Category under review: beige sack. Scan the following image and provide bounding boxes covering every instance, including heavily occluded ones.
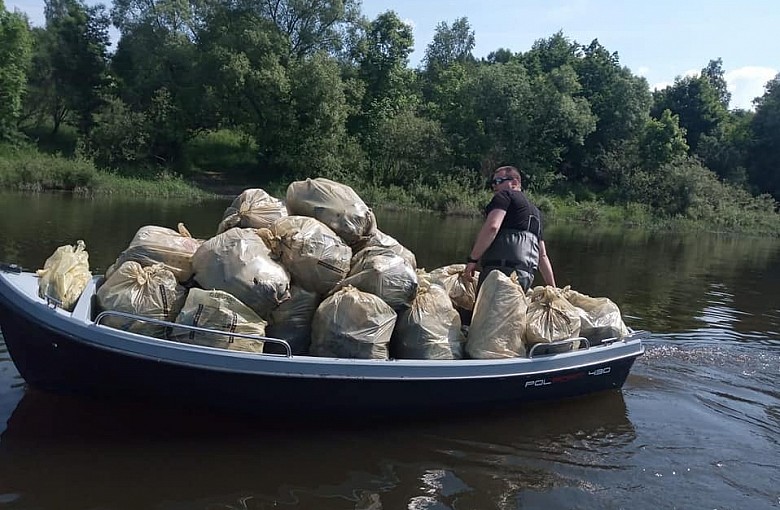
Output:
[428,263,478,311]
[191,228,290,318]
[106,223,202,283]
[561,286,629,342]
[285,178,376,246]
[266,215,352,295]
[339,246,418,310]
[172,288,266,353]
[352,229,417,269]
[96,261,186,338]
[36,240,91,311]
[393,281,465,359]
[266,284,321,354]
[216,188,288,234]
[310,286,396,359]
[467,270,528,358]
[525,286,582,349]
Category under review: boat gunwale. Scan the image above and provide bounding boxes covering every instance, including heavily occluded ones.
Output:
[0,270,645,381]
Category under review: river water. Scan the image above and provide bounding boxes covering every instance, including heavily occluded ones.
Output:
[0,191,778,510]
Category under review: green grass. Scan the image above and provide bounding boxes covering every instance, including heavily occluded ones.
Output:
[0,144,212,199]
[183,129,259,177]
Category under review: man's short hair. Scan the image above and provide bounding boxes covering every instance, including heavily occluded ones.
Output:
[494,165,522,184]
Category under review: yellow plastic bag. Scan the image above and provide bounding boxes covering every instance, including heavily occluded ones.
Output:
[525,286,582,349]
[561,286,629,342]
[37,240,91,311]
[467,271,528,358]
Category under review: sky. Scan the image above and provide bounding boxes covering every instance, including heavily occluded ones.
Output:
[8,0,778,110]
[360,0,778,110]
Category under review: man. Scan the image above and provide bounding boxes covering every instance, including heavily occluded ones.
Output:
[464,166,556,292]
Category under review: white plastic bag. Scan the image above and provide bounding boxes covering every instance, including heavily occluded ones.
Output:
[428,263,478,311]
[561,286,629,342]
[96,261,187,338]
[266,284,320,354]
[393,281,465,359]
[339,247,418,310]
[216,188,287,234]
[172,288,266,352]
[106,223,202,283]
[310,286,396,359]
[286,178,376,246]
[191,228,290,318]
[265,215,351,295]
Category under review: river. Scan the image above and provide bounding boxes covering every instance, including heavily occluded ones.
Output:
[0,191,778,510]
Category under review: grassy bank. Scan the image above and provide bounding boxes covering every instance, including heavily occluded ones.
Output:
[0,145,213,200]
[2,144,780,236]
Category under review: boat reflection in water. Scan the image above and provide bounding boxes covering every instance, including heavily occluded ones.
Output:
[0,388,635,509]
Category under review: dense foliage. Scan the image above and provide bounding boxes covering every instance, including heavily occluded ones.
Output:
[1,0,779,229]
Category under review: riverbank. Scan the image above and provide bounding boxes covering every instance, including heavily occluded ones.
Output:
[2,146,779,236]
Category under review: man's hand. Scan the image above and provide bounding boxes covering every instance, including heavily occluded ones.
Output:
[464,262,478,281]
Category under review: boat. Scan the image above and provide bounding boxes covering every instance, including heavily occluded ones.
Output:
[0,263,645,416]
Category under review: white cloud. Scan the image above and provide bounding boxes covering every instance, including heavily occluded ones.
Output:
[651,81,672,91]
[402,17,416,30]
[636,66,650,77]
[725,66,777,110]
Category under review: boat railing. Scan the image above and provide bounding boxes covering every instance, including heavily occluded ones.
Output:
[93,310,292,357]
[525,328,645,357]
[528,337,590,358]
[44,295,64,309]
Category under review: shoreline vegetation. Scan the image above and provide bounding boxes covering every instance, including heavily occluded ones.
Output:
[3,3,780,238]
[2,137,779,237]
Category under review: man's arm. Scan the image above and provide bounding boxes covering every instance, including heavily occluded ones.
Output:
[538,240,556,287]
[465,209,505,279]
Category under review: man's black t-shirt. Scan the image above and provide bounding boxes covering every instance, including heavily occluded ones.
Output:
[485,189,543,240]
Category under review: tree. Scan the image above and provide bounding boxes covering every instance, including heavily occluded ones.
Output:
[651,73,727,153]
[0,0,32,141]
[701,58,731,109]
[639,109,689,169]
[696,109,752,185]
[451,61,595,188]
[485,47,512,64]
[748,74,780,199]
[197,5,292,171]
[422,17,475,71]
[420,17,474,124]
[350,11,416,130]
[112,0,214,166]
[276,53,356,180]
[518,31,580,76]
[26,0,110,135]
[565,39,652,186]
[246,0,361,57]
[111,0,205,39]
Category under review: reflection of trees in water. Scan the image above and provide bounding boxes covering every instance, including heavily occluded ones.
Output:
[548,225,780,334]
[0,191,228,272]
[0,390,635,509]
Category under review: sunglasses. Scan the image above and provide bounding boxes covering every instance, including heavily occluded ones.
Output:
[490,176,513,186]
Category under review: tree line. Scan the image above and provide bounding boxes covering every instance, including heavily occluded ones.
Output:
[1,0,779,221]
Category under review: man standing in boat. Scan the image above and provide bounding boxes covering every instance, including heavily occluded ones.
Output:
[464,166,556,292]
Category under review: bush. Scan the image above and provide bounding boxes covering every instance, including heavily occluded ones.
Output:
[184,129,259,177]
[0,148,98,190]
[85,97,150,172]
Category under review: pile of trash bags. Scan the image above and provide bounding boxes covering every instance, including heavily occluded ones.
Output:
[40,177,629,359]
